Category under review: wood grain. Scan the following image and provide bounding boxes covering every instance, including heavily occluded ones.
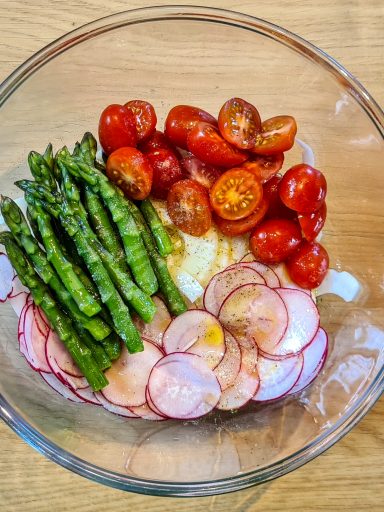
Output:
[0,1,383,511]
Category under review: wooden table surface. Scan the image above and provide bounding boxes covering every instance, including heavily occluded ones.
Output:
[0,1,383,510]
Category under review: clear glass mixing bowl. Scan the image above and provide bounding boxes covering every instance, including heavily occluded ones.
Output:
[0,5,383,497]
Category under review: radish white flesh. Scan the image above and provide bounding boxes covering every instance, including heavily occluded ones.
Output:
[145,387,167,418]
[133,296,171,347]
[227,261,280,288]
[214,331,241,391]
[260,288,320,357]
[271,264,311,295]
[0,252,14,302]
[252,353,303,401]
[10,291,31,317]
[239,253,254,263]
[46,328,82,377]
[148,352,221,419]
[8,275,29,299]
[101,339,164,407]
[130,402,166,421]
[163,310,225,369]
[219,283,288,348]
[289,328,328,394]
[73,386,101,405]
[95,392,139,417]
[40,372,85,403]
[18,302,31,362]
[22,303,50,372]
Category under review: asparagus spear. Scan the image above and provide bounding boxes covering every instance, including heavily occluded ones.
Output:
[43,143,54,172]
[28,150,57,191]
[99,331,121,361]
[139,199,173,257]
[75,324,111,371]
[0,232,108,391]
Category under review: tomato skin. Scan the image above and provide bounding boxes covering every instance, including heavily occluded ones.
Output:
[249,218,302,264]
[241,153,284,183]
[139,130,180,156]
[214,198,269,236]
[251,115,297,155]
[180,155,222,189]
[279,164,327,213]
[263,175,297,220]
[106,147,152,200]
[167,179,212,236]
[165,105,217,150]
[98,104,137,156]
[286,241,329,289]
[218,97,261,150]
[187,122,248,168]
[210,168,263,221]
[298,202,327,241]
[125,100,157,142]
[146,149,184,199]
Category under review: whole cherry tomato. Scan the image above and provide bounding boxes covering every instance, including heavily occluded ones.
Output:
[98,104,137,155]
[286,241,329,289]
[279,164,327,213]
[180,155,222,189]
[213,198,269,236]
[125,100,157,142]
[146,148,184,199]
[241,153,284,183]
[250,218,302,264]
[298,202,327,241]
[263,175,297,220]
[251,115,297,155]
[139,130,180,156]
[218,97,261,150]
[187,122,248,168]
[167,179,212,236]
[106,147,152,200]
[164,105,217,150]
[210,168,263,221]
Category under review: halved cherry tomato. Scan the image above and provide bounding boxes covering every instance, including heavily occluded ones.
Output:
[210,168,263,221]
[167,179,212,236]
[263,175,297,220]
[241,153,284,183]
[146,148,184,199]
[251,115,297,155]
[187,122,248,169]
[218,97,261,150]
[180,155,222,189]
[298,202,327,241]
[106,147,152,200]
[98,104,137,156]
[125,100,157,142]
[165,105,217,150]
[139,130,180,156]
[214,198,269,236]
[286,241,329,289]
[279,164,327,213]
[250,218,302,264]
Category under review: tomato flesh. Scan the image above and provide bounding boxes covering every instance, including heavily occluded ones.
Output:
[262,175,297,220]
[106,147,152,200]
[298,202,327,241]
[286,241,329,289]
[279,164,327,213]
[139,130,180,156]
[98,104,137,156]
[146,148,184,200]
[125,100,157,142]
[251,115,297,155]
[241,153,284,183]
[167,179,212,236]
[218,97,261,150]
[180,155,221,189]
[165,105,217,150]
[214,198,269,236]
[250,218,302,264]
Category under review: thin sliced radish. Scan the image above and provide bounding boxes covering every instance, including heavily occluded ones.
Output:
[46,328,82,378]
[163,310,225,369]
[10,291,31,317]
[289,328,328,394]
[216,341,259,410]
[22,303,50,372]
[203,267,265,316]
[0,252,14,302]
[239,252,254,263]
[18,302,31,362]
[102,339,164,407]
[130,402,166,421]
[252,353,303,401]
[40,372,85,403]
[219,283,288,349]
[94,392,139,417]
[133,296,171,347]
[148,353,221,419]
[260,288,320,357]
[214,331,241,391]
[145,387,167,418]
[271,264,311,295]
[8,275,29,298]
[35,305,49,330]
[73,386,101,405]
[227,261,280,288]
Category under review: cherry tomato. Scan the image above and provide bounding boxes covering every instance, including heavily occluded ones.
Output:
[218,97,261,150]
[106,147,152,200]
[167,179,212,236]
[98,104,137,156]
[249,218,302,264]
[214,198,269,236]
[139,130,180,156]
[263,175,297,220]
[164,105,217,150]
[210,168,263,221]
[187,122,248,169]
[279,164,327,213]
[125,100,157,142]
[286,241,329,289]
[241,153,284,183]
[251,115,297,155]
[298,202,327,241]
[180,155,222,189]
[146,148,184,199]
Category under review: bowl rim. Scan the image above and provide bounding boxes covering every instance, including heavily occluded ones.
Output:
[0,4,383,497]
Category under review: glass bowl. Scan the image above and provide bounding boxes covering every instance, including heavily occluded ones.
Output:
[0,5,383,497]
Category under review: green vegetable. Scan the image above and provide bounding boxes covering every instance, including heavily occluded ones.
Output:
[139,199,173,257]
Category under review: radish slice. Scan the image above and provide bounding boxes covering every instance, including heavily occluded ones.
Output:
[94,392,139,417]
[133,296,171,347]
[40,372,85,403]
[102,339,164,407]
[73,386,101,405]
[22,303,50,372]
[271,264,311,295]
[219,283,288,348]
[145,387,167,418]
[214,331,241,391]
[130,402,166,421]
[239,252,254,263]
[0,252,14,302]
[10,291,31,317]
[216,341,259,410]
[227,261,280,288]
[148,353,221,419]
[203,267,265,316]
[289,328,328,394]
[252,353,303,401]
[8,275,29,299]
[18,302,31,361]
[163,310,225,369]
[260,288,320,357]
